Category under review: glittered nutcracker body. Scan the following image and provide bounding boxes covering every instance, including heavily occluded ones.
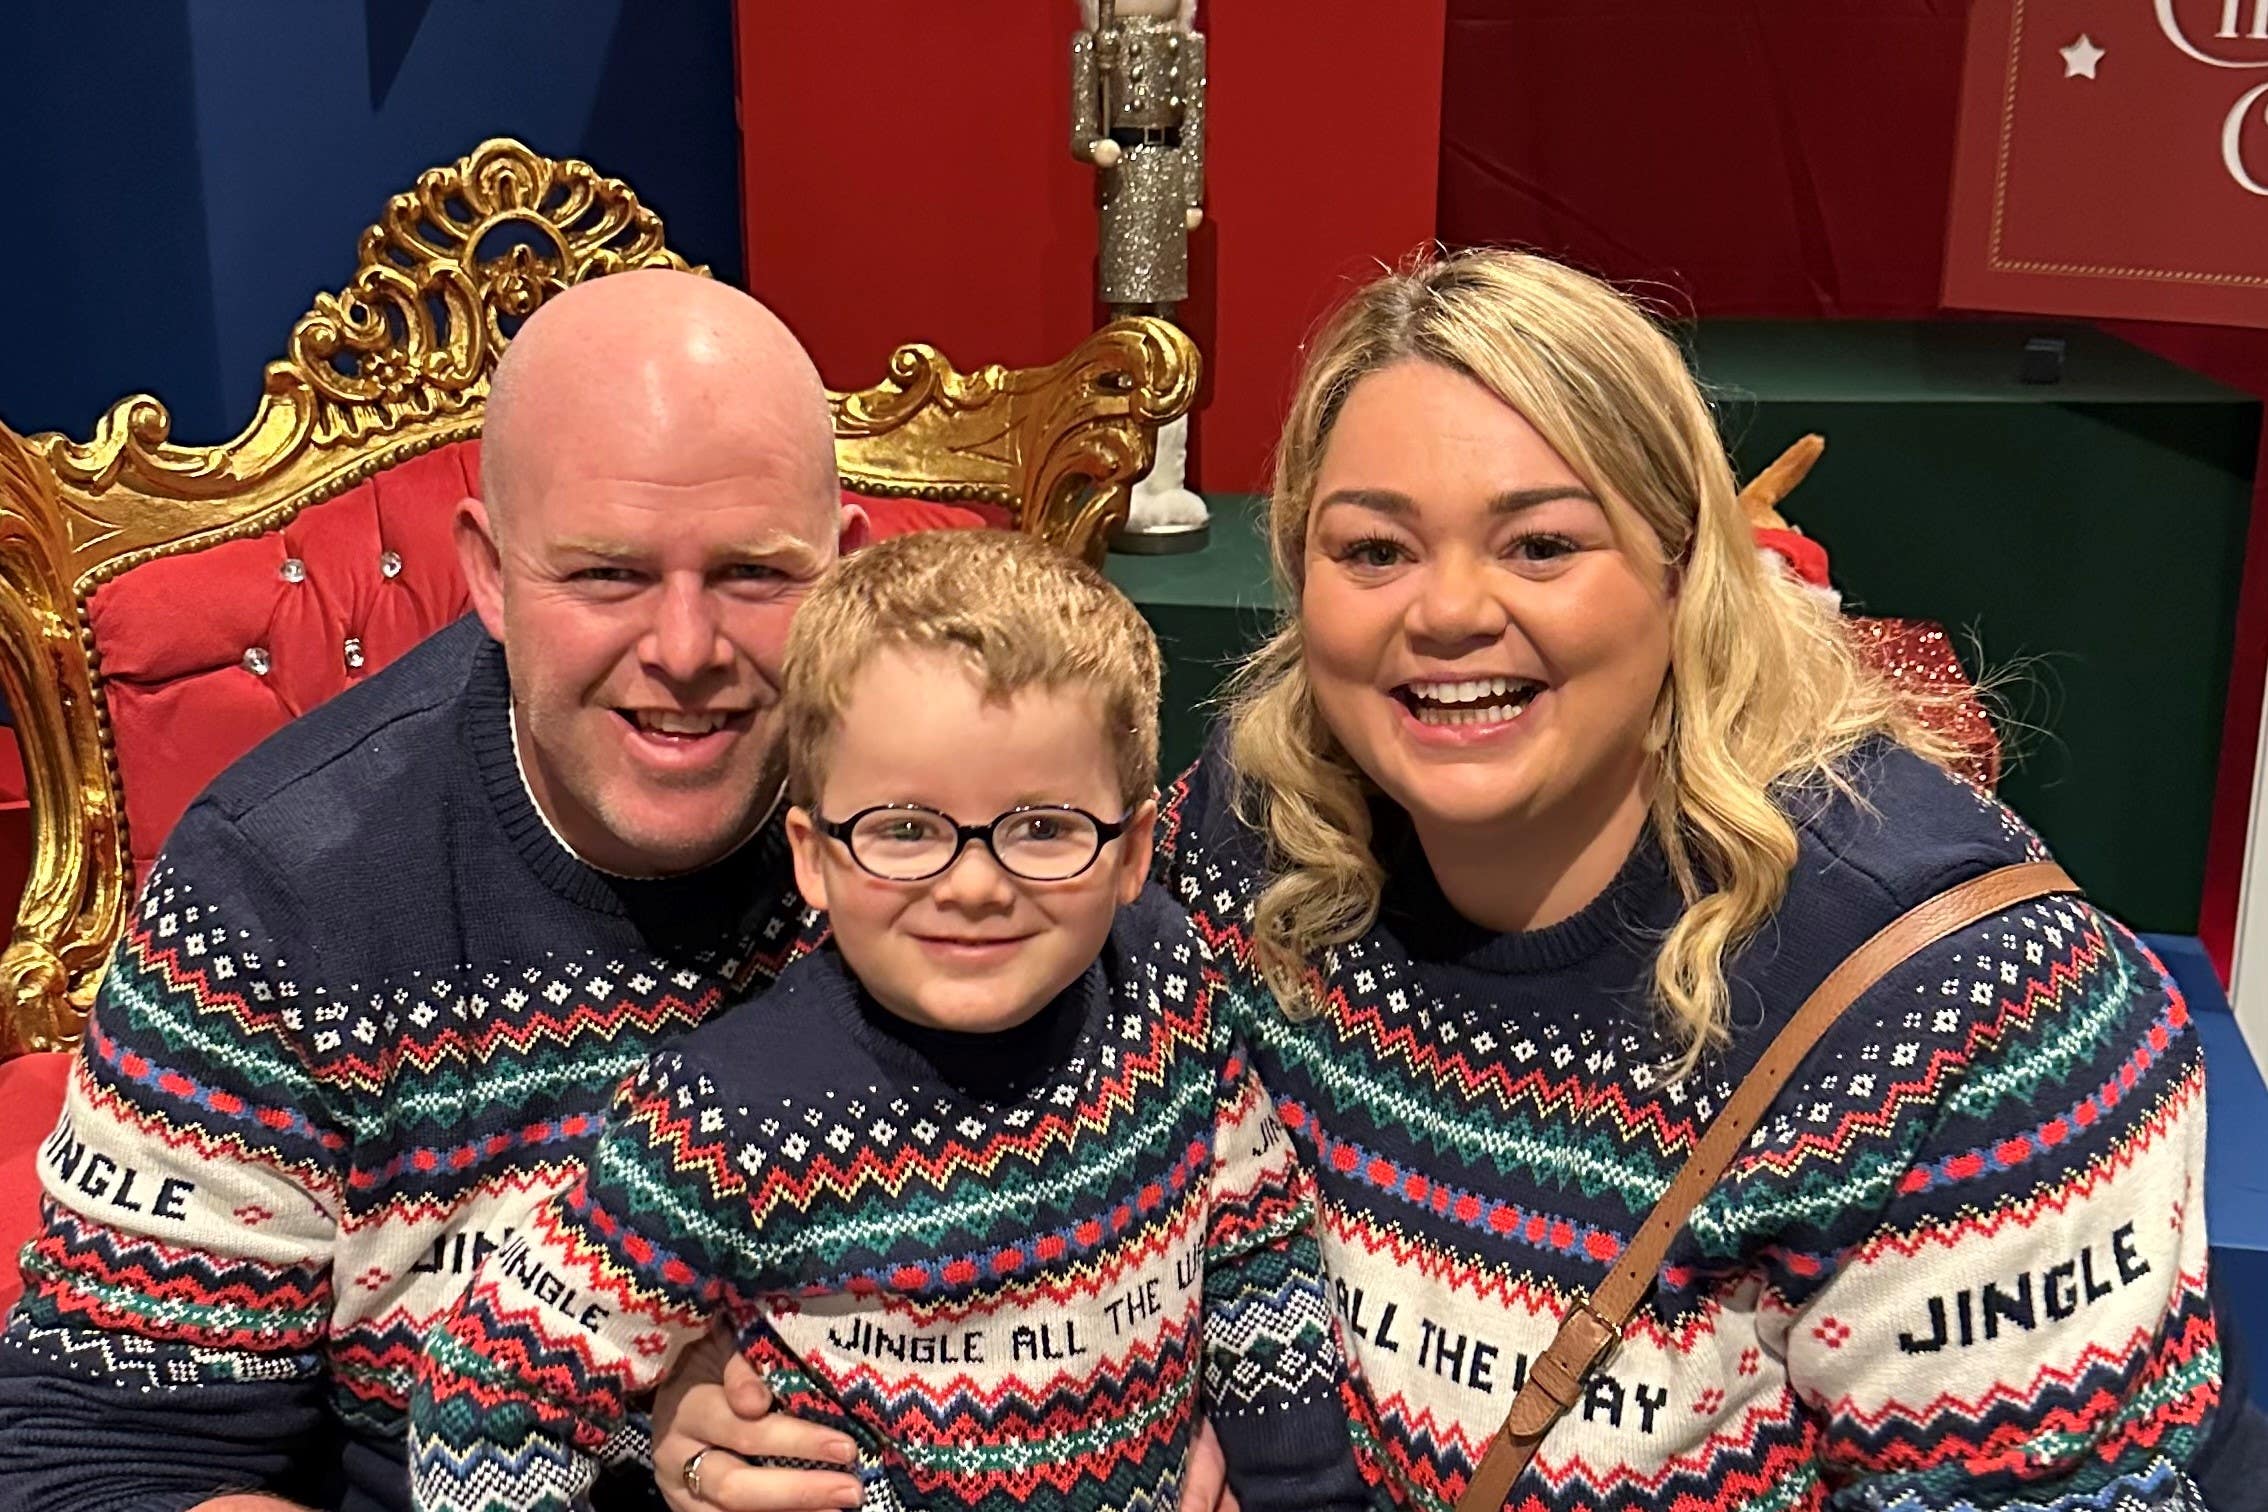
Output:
[1072,5,1206,313]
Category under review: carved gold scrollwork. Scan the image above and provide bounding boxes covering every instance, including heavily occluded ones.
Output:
[293,142,691,448]
[1029,319,1202,561]
[831,316,1201,561]
[0,427,127,1056]
[289,262,487,446]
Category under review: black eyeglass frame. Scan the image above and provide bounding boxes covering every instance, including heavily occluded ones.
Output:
[816,802,1133,883]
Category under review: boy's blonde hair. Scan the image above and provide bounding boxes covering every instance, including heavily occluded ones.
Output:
[782,529,1162,811]
[1228,248,1962,1067]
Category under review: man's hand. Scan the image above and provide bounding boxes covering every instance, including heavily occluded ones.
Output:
[653,1325,863,1510]
[1179,1418,1243,1512]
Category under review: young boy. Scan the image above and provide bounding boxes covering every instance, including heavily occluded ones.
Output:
[409,530,1366,1511]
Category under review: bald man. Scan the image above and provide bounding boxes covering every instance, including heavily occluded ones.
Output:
[0,272,870,1512]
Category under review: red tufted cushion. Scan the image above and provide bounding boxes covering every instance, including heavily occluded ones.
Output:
[90,442,480,887]
[852,492,1004,537]
[82,448,998,880]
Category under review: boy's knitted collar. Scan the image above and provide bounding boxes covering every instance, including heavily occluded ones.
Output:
[803,942,1115,1109]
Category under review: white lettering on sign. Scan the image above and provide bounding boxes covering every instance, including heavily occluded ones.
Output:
[2225,0,2268,40]
[2155,0,2268,64]
[2225,82,2268,193]
[2153,0,2268,191]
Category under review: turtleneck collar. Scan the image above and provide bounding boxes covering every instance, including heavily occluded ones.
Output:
[835,954,1112,1106]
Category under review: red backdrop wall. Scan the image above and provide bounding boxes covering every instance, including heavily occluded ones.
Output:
[1198,0,1447,493]
[734,4,1093,383]
[1438,0,1973,318]
[1435,0,2267,979]
[734,1,1445,494]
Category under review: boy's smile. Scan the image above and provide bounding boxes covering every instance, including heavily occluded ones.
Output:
[785,645,1156,1037]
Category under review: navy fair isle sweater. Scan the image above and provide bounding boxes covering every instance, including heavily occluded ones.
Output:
[1158,732,2221,1511]
[0,617,818,1512]
[409,888,1370,1512]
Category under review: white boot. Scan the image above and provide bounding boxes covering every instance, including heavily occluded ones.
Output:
[1121,415,1209,537]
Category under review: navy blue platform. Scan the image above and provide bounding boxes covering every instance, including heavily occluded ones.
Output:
[2143,934,2268,1411]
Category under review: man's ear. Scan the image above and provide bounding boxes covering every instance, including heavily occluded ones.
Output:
[785,805,830,913]
[837,498,871,556]
[455,497,507,641]
[1115,795,1159,906]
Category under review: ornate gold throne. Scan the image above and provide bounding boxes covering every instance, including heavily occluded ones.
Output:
[0,137,1200,1059]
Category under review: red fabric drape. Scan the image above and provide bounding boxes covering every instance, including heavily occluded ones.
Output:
[1440,0,1972,318]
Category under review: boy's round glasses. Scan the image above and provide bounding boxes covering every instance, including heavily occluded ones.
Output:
[817,803,1131,883]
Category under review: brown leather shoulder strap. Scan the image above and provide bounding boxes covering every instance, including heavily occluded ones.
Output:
[1456,860,2078,1512]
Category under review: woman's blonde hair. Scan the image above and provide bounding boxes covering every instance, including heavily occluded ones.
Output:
[782,529,1161,812]
[1228,248,1959,1065]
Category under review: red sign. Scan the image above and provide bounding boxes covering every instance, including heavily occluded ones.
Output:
[1947,0,2268,326]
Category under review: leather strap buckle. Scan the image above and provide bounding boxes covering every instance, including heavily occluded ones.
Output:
[1504,1301,1621,1437]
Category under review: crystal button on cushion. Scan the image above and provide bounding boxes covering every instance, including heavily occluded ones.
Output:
[242,647,271,676]
[279,557,306,584]
[380,550,403,579]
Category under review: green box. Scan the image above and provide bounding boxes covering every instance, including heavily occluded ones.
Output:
[1108,322,2256,933]
[1105,508,1279,788]
[1702,323,2255,934]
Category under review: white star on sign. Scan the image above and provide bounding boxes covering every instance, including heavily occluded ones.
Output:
[2061,34,2105,78]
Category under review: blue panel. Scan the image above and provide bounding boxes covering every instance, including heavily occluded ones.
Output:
[2140,935,2268,1254]
[2,0,743,447]
[0,1,230,441]
[2200,1012,2268,1253]
[186,0,624,426]
[580,4,747,279]
[2215,1246,2268,1411]
[365,0,439,108]
[2143,933,2231,1017]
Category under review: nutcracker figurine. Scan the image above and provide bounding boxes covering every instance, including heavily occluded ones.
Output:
[1073,0,1210,553]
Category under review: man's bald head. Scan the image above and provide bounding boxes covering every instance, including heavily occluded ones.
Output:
[481,269,836,533]
[455,267,864,878]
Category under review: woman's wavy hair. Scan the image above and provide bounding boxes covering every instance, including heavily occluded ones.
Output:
[1226,248,1960,1066]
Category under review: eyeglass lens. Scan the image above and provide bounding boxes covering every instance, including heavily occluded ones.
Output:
[848,807,1102,881]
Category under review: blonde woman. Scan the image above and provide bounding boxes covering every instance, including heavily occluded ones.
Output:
[1156,250,2249,1510]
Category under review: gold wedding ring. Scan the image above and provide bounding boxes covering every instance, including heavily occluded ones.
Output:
[681,1447,713,1501]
